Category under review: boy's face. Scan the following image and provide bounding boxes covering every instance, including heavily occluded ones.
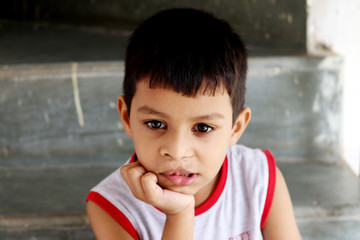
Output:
[118,78,250,206]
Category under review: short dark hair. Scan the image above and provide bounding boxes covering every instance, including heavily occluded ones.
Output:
[123,8,247,123]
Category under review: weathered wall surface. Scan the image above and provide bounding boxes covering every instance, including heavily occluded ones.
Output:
[0,56,342,168]
[307,0,360,175]
[244,56,342,161]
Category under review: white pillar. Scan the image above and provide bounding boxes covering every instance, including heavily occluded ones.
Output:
[307,0,360,176]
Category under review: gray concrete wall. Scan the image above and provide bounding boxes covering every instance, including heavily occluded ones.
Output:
[0,0,307,52]
[0,56,342,168]
[0,1,343,168]
[244,56,342,161]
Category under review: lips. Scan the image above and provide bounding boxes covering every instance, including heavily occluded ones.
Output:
[160,168,198,186]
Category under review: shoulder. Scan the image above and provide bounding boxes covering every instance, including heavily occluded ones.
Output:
[88,155,136,205]
[227,145,277,228]
[227,144,276,181]
[87,165,132,206]
[86,165,140,240]
[228,146,301,239]
[86,157,142,240]
[227,144,274,163]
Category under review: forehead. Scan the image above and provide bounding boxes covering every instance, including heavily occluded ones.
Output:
[132,79,232,117]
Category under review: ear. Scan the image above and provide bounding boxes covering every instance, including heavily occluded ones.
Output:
[117,96,133,138]
[229,107,251,146]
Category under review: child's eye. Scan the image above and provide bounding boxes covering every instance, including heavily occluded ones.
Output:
[193,123,214,133]
[145,120,166,129]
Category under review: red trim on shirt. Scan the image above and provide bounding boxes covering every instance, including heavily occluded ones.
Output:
[129,153,136,163]
[195,156,228,216]
[86,191,139,240]
[260,150,277,229]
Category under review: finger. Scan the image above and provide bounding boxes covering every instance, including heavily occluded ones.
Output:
[140,172,163,205]
[121,162,145,180]
[141,172,159,192]
[121,162,148,200]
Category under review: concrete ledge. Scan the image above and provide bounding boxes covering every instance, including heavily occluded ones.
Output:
[0,226,95,240]
[0,214,88,231]
[0,61,124,81]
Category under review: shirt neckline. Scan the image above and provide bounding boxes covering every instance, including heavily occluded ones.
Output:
[194,156,228,216]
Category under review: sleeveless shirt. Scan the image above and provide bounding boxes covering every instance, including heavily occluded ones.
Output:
[87,144,276,240]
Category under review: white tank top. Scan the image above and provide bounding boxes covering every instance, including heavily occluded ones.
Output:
[87,144,276,240]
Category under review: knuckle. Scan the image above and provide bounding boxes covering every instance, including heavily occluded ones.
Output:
[141,172,156,185]
[120,166,127,175]
[127,167,138,175]
[122,164,143,177]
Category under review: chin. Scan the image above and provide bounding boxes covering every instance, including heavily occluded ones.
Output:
[159,182,197,196]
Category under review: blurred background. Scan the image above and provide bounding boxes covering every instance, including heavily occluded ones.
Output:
[0,0,359,239]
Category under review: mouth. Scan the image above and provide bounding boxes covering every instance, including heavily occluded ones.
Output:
[160,168,198,186]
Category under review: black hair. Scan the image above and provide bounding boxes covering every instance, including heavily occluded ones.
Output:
[123,8,247,123]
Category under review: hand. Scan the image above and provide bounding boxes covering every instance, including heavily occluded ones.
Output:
[121,161,195,215]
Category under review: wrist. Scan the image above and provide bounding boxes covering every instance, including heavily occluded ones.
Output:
[162,199,195,240]
[165,196,195,217]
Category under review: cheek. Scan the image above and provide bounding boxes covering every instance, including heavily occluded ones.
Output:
[198,143,228,169]
[207,130,233,149]
[132,136,158,168]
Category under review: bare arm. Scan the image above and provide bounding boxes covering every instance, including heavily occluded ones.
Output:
[262,167,302,240]
[87,200,134,240]
[161,203,194,240]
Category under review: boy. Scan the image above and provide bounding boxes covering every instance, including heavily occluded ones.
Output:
[86,8,301,240]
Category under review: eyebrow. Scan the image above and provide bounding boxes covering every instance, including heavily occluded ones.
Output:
[137,105,225,121]
[137,106,169,118]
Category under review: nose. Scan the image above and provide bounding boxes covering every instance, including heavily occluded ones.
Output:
[160,128,193,161]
